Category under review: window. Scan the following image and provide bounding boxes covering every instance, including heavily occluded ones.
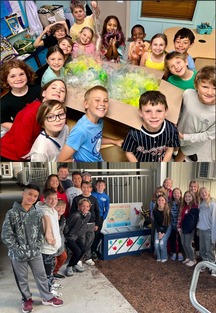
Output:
[141,0,197,21]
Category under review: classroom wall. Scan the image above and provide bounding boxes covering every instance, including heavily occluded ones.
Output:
[129,1,215,41]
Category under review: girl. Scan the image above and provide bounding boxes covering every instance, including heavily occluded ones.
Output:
[140,33,167,71]
[197,187,216,277]
[72,27,95,58]
[34,21,69,48]
[169,188,184,261]
[41,46,65,87]
[27,100,69,162]
[0,59,41,133]
[101,15,125,63]
[58,37,73,65]
[163,177,173,201]
[189,180,200,257]
[0,79,67,161]
[177,190,199,267]
[153,195,171,262]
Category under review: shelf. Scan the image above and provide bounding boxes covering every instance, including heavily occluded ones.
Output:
[7,29,27,39]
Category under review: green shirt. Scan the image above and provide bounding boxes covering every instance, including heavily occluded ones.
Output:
[168,71,197,90]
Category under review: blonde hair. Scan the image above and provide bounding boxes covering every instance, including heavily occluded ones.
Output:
[194,66,216,89]
[199,187,212,206]
[78,198,91,207]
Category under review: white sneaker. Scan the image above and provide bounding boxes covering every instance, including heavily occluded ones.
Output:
[182,258,190,264]
[211,271,216,277]
[51,283,63,290]
[186,260,196,267]
[161,259,167,263]
[77,260,83,267]
[51,289,62,298]
[85,259,95,266]
[65,266,74,276]
[73,264,85,272]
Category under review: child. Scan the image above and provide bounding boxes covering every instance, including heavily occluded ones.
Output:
[58,37,73,65]
[71,181,101,266]
[0,59,41,132]
[70,1,100,42]
[189,180,200,257]
[64,198,92,276]
[165,51,196,90]
[1,78,67,161]
[41,46,65,86]
[128,24,149,65]
[54,200,68,279]
[177,190,199,267]
[163,177,173,201]
[36,188,62,297]
[81,171,97,192]
[1,184,63,312]
[175,66,216,162]
[57,164,73,191]
[58,85,123,162]
[197,187,216,276]
[169,188,184,261]
[26,100,69,162]
[122,90,180,162]
[140,33,167,71]
[34,21,69,48]
[153,194,171,262]
[101,15,125,62]
[72,26,96,58]
[91,179,110,259]
[173,27,195,71]
[66,171,82,207]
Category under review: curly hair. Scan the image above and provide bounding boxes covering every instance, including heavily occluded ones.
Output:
[101,15,122,37]
[0,59,37,90]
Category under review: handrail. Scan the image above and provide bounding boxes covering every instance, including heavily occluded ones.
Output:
[189,261,216,313]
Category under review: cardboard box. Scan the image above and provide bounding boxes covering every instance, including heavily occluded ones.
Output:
[65,63,183,130]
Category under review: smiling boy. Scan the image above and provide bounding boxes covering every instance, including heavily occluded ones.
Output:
[58,85,122,162]
[122,90,180,162]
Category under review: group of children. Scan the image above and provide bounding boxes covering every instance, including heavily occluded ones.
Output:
[150,178,216,275]
[1,166,110,312]
[0,1,215,162]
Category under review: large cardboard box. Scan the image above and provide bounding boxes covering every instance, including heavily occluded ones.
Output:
[64,63,183,129]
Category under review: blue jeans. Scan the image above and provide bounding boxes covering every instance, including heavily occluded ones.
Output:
[154,226,171,260]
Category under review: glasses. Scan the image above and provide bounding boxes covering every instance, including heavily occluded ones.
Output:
[45,113,66,122]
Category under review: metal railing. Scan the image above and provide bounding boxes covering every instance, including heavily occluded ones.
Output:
[189,261,216,313]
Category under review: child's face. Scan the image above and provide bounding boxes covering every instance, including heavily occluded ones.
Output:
[84,90,109,123]
[139,102,167,132]
[157,196,166,209]
[54,28,66,40]
[73,7,85,22]
[132,27,145,41]
[72,174,82,188]
[199,188,208,201]
[184,192,193,205]
[174,36,192,54]
[49,176,59,190]
[81,183,91,196]
[96,182,106,193]
[59,39,72,55]
[197,80,215,106]
[7,67,27,90]
[163,179,172,190]
[45,194,58,208]
[43,104,66,137]
[189,183,198,194]
[58,168,69,180]
[151,37,166,55]
[22,189,39,207]
[42,80,66,103]
[55,204,66,216]
[79,201,91,215]
[79,29,93,45]
[46,52,65,74]
[173,189,181,201]
[167,57,188,77]
[106,18,118,32]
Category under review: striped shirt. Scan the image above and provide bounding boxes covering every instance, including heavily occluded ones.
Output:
[122,120,179,162]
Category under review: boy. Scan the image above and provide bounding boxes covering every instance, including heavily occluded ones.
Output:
[173,27,196,71]
[53,200,68,279]
[66,171,83,207]
[175,66,215,162]
[36,189,62,297]
[122,90,180,162]
[128,24,150,65]
[57,163,73,190]
[71,181,100,266]
[165,51,197,90]
[1,184,63,313]
[81,171,97,192]
[70,1,100,42]
[91,179,110,260]
[58,85,123,162]
[64,198,92,276]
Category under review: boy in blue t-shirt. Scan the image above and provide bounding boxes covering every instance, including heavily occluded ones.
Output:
[58,85,123,162]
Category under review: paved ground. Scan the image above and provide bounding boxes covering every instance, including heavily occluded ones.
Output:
[0,180,137,313]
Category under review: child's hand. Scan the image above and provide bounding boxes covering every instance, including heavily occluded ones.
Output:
[91,1,97,9]
[45,234,56,246]
[178,132,184,139]
[115,138,124,147]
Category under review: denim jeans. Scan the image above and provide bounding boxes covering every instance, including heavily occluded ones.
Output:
[199,229,215,263]
[154,226,171,260]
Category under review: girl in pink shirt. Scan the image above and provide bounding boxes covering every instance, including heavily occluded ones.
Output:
[72,27,95,58]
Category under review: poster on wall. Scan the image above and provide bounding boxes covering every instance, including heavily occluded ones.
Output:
[104,203,143,228]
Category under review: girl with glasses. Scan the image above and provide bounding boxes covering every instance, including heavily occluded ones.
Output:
[26,99,69,161]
